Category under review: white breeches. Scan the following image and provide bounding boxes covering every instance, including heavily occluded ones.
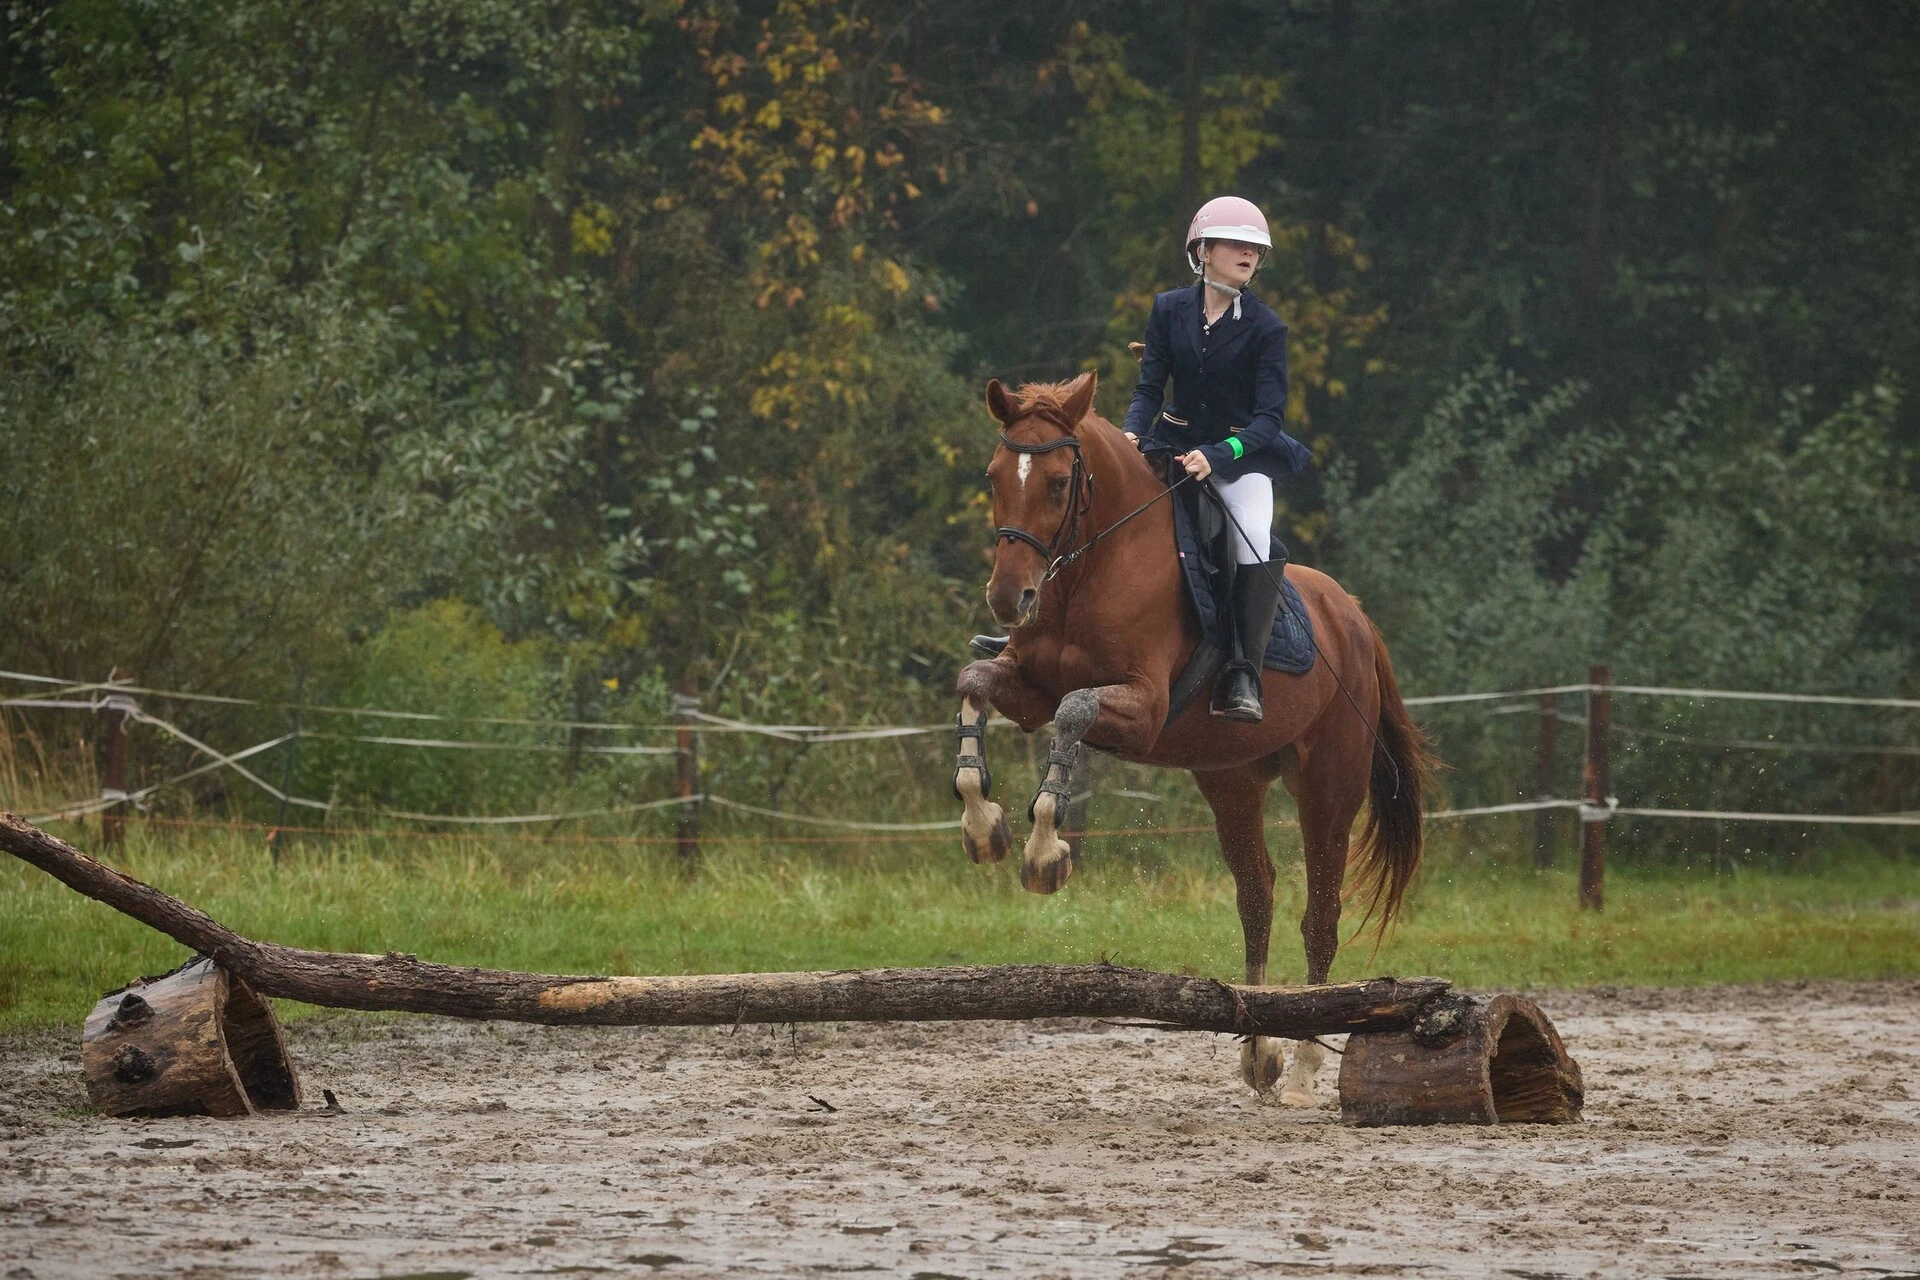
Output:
[1214,472,1273,565]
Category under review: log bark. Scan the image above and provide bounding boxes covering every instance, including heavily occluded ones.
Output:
[81,956,301,1118]
[3,813,1449,1036]
[1337,992,1584,1126]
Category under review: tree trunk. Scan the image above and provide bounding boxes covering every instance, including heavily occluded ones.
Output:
[82,956,301,1118]
[1339,992,1584,1125]
[2,813,1447,1037]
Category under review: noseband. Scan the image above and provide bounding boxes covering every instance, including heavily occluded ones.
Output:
[994,431,1092,581]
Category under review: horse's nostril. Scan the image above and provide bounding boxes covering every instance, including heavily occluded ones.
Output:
[1018,588,1037,615]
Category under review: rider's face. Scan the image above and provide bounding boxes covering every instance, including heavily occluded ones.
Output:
[1203,239,1261,287]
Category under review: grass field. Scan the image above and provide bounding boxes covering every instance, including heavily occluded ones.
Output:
[4,818,1916,1031]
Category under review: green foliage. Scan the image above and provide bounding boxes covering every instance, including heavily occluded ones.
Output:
[1328,363,1920,847]
[0,282,425,693]
[2,0,1918,843]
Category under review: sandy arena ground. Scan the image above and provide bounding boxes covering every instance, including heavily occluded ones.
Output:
[2,980,1916,1279]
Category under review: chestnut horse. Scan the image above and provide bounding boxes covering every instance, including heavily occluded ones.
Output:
[952,371,1437,1103]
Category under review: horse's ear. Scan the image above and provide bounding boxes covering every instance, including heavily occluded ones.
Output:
[984,378,1018,426]
[1059,370,1097,430]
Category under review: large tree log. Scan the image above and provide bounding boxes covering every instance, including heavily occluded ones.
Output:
[1,813,1448,1036]
[1339,992,1584,1125]
[82,957,301,1118]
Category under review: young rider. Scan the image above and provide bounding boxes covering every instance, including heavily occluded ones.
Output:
[1123,196,1312,724]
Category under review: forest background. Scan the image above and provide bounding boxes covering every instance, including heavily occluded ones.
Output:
[2,0,1917,849]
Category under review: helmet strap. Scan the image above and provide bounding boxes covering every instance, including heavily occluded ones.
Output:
[1202,275,1243,320]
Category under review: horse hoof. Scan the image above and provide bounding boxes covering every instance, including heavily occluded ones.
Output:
[961,801,1010,864]
[1019,843,1072,894]
[1280,1087,1316,1108]
[1240,1039,1284,1094]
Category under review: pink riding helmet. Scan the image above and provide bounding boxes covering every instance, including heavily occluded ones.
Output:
[1184,196,1273,274]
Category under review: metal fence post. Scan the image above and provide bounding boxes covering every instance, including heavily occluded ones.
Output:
[1534,691,1558,868]
[674,693,702,865]
[100,670,133,849]
[269,663,307,864]
[1579,664,1612,910]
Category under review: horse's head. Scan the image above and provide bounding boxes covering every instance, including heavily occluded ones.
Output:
[981,371,1098,629]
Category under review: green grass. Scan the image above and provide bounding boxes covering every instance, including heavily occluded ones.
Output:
[3,823,1916,1030]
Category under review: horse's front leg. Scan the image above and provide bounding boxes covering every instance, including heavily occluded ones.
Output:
[953,658,1053,866]
[1021,680,1165,894]
[953,694,1010,865]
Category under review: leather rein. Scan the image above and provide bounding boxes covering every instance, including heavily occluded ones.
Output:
[995,429,1188,583]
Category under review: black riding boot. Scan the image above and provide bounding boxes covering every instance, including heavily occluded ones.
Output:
[1219,563,1284,723]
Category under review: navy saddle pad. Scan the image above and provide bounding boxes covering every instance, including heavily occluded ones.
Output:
[1167,467,1316,676]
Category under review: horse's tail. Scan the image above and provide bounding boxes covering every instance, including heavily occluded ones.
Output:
[1349,616,1440,943]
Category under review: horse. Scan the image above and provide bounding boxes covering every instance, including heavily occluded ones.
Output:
[952,370,1438,1104]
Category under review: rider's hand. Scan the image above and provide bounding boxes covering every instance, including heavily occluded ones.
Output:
[1178,450,1213,480]
[1124,432,1139,445]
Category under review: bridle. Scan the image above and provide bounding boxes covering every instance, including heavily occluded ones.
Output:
[993,430,1093,582]
[993,427,1190,583]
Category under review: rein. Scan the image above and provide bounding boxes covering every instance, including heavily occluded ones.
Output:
[995,430,1189,582]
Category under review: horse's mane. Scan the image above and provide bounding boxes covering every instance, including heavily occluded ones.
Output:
[1013,379,1091,427]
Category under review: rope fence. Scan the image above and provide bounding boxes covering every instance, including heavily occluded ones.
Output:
[4,669,1917,871]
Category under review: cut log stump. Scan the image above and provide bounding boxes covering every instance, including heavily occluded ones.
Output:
[81,957,301,1118]
[1338,992,1583,1126]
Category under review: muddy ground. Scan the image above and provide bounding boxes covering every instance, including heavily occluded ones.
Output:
[2,980,1917,1279]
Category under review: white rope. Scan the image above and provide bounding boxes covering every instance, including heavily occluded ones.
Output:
[24,734,295,824]
[1606,683,1920,711]
[299,732,677,756]
[704,795,962,831]
[120,703,329,811]
[1402,684,1592,708]
[1424,798,1578,820]
[345,794,700,825]
[1606,805,1920,827]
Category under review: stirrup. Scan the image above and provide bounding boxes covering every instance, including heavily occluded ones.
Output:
[1214,660,1264,724]
[968,634,1009,660]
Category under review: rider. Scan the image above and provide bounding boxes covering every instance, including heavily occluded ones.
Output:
[1124,195,1313,724]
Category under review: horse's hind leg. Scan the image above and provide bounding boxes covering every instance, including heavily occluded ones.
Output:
[1276,740,1368,1107]
[1194,761,1287,1095]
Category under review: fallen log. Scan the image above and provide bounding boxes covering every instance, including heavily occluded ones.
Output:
[83,957,300,1118]
[1339,992,1585,1125]
[1,813,1446,1037]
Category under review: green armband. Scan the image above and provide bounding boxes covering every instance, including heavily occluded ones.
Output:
[1226,436,1246,460]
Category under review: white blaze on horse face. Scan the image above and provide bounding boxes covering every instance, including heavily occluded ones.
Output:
[1016,453,1033,486]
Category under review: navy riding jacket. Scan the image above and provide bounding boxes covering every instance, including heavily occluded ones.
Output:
[1122,282,1312,483]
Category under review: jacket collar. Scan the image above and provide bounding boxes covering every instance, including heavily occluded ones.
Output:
[1186,281,1260,359]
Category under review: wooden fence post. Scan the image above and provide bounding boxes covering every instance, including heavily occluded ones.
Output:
[1534,691,1558,868]
[1579,664,1611,910]
[100,670,132,849]
[673,692,702,865]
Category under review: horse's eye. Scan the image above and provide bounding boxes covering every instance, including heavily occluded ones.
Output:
[1048,476,1069,496]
